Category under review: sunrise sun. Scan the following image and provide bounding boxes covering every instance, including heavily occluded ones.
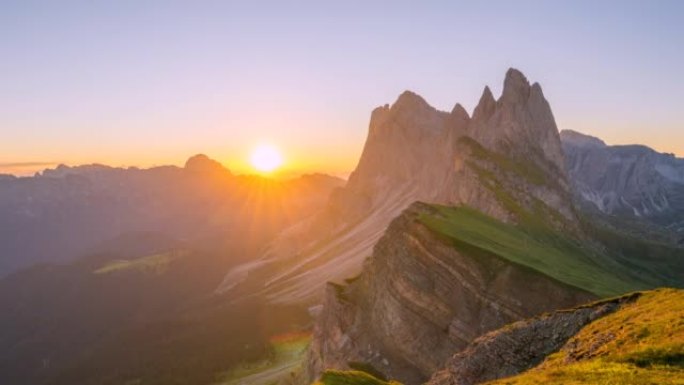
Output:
[250,144,283,173]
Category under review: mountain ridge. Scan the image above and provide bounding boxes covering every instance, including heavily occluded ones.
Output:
[0,155,343,277]
[217,68,577,304]
[301,70,684,384]
[561,129,684,244]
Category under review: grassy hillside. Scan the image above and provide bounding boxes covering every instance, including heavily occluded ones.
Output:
[93,250,188,275]
[579,213,684,288]
[418,204,648,297]
[489,288,684,384]
[310,204,684,385]
[314,370,400,385]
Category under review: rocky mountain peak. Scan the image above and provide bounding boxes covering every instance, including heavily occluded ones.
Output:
[560,129,607,148]
[501,67,531,105]
[472,86,496,121]
[449,103,471,131]
[184,154,231,176]
[450,103,470,121]
[221,69,579,306]
[392,90,431,112]
[347,90,453,189]
[562,130,684,233]
[468,69,567,181]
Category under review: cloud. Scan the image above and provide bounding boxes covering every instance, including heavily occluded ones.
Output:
[0,161,61,176]
[0,161,59,168]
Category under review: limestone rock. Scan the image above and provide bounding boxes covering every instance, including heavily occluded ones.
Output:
[305,203,595,384]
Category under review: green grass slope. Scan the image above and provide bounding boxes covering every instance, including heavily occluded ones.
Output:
[490,288,684,385]
[417,204,648,297]
[93,250,188,275]
[314,370,401,385]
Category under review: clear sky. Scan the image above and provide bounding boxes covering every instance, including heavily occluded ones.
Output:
[1,0,683,176]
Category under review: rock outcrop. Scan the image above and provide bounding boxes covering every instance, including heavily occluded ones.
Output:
[306,203,595,384]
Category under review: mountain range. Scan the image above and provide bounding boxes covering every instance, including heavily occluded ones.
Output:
[0,69,682,385]
[0,156,342,276]
[296,69,684,384]
[0,158,342,384]
[562,129,684,245]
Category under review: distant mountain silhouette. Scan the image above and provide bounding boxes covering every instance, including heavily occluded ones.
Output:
[0,157,342,276]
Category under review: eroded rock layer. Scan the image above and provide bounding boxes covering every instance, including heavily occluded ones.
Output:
[306,203,595,384]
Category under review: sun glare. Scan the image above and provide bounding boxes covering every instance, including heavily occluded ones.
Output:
[250,144,283,173]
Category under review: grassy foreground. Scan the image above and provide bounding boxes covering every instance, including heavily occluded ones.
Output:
[490,288,684,384]
[314,370,400,385]
[313,289,684,385]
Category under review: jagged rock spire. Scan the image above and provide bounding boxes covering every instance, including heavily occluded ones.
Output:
[501,68,531,105]
[450,103,470,121]
[472,86,496,122]
[392,90,431,112]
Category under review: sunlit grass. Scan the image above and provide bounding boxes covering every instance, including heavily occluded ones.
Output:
[542,289,684,367]
[314,370,401,385]
[418,204,643,296]
[490,289,684,384]
[492,360,684,385]
[217,331,311,385]
[93,250,187,275]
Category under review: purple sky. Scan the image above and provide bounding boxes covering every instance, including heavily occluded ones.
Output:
[1,1,683,175]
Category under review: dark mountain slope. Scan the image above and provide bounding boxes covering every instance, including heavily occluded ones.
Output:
[0,236,311,385]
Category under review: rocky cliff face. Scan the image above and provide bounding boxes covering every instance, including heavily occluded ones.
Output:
[314,289,684,385]
[561,129,684,241]
[306,203,595,384]
[218,68,577,304]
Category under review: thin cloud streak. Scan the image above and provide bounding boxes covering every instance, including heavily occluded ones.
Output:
[0,161,59,168]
